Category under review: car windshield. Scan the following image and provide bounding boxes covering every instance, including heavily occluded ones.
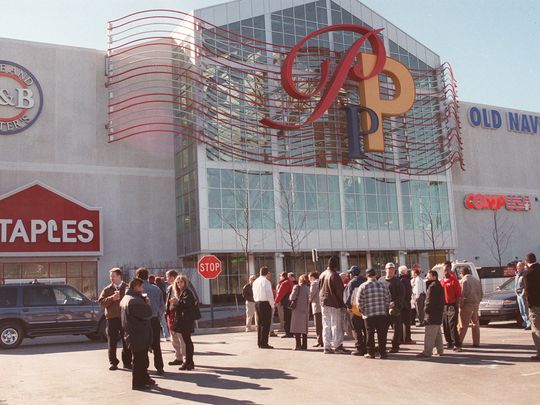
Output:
[498,278,515,291]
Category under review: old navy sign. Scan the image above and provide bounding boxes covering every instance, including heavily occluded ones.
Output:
[260,24,416,154]
[464,193,532,212]
[467,106,540,135]
[0,182,102,256]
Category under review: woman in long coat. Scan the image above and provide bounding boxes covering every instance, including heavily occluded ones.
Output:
[171,274,198,370]
[290,274,310,350]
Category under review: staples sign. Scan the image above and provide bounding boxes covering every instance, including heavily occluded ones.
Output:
[0,183,101,256]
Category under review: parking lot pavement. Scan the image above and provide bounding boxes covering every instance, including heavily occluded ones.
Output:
[1,323,539,405]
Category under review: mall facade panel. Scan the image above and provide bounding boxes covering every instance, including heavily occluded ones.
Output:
[453,101,540,267]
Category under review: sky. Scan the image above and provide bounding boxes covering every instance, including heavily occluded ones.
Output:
[1,0,539,112]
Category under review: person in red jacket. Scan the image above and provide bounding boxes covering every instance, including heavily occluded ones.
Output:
[275,271,294,338]
[440,261,462,352]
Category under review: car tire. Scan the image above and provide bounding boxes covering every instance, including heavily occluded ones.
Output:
[0,321,24,349]
[479,318,490,326]
[85,318,107,342]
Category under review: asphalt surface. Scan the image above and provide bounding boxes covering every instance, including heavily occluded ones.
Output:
[0,323,538,405]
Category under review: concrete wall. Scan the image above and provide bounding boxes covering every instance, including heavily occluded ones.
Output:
[452,101,540,266]
[0,38,178,290]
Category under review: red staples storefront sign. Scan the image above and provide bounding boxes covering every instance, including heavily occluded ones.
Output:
[464,193,532,212]
[0,182,102,256]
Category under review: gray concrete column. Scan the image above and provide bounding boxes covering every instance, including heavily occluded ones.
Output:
[340,251,349,273]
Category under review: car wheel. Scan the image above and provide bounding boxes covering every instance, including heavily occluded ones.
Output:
[479,318,490,326]
[0,322,24,349]
[85,318,107,342]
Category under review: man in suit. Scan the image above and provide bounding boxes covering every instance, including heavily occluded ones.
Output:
[98,268,132,370]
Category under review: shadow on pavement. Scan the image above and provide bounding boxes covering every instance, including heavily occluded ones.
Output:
[12,339,106,355]
[151,386,257,404]
[198,365,297,380]
[195,351,237,357]
[382,350,533,365]
[161,371,271,391]
[193,340,228,345]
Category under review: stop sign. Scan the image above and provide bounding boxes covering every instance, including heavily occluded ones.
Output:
[198,255,222,279]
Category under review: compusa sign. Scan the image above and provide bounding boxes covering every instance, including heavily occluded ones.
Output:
[0,182,102,256]
[0,61,44,135]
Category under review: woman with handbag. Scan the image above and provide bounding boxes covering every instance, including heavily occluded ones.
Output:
[290,274,310,350]
[171,274,199,370]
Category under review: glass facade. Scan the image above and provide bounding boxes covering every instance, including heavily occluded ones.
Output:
[172,0,456,283]
[279,173,341,230]
[402,180,450,231]
[208,169,275,229]
[343,176,399,230]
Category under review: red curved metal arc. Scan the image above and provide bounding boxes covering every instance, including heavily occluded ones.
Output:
[106,11,463,176]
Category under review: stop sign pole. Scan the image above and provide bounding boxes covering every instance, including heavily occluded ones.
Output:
[198,255,222,328]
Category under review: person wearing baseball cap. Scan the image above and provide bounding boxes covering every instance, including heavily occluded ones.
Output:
[380,263,405,353]
[344,266,367,356]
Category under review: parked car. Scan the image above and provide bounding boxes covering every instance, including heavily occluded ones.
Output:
[479,278,520,326]
[431,260,480,280]
[0,283,106,349]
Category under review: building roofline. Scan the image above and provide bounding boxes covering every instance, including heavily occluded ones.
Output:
[191,0,440,59]
[0,36,105,53]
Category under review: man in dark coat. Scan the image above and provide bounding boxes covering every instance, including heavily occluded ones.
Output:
[417,270,445,357]
[380,263,405,353]
[120,278,154,390]
[524,253,540,361]
[398,266,414,344]
[344,266,367,355]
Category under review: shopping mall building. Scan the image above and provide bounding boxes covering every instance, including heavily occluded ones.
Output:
[0,0,538,303]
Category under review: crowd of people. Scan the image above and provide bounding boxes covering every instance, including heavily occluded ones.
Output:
[243,254,540,362]
[98,268,201,390]
[96,252,540,390]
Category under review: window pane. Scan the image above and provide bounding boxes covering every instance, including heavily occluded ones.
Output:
[345,211,357,229]
[207,169,220,188]
[50,263,66,278]
[221,170,234,188]
[208,189,221,208]
[209,209,222,228]
[0,287,17,307]
[22,263,49,278]
[67,263,81,278]
[23,286,56,306]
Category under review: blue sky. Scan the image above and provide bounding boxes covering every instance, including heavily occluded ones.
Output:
[1,0,538,111]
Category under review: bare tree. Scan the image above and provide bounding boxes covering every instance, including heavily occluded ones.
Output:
[278,178,312,271]
[419,202,449,264]
[219,188,251,274]
[484,210,514,267]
